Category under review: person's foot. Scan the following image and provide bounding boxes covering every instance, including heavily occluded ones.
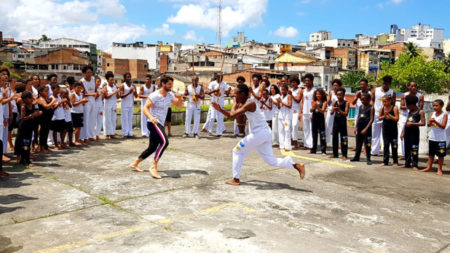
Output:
[8,146,14,151]
[130,163,143,172]
[366,161,372,165]
[54,146,62,150]
[28,163,37,167]
[216,135,222,138]
[182,133,188,138]
[380,163,387,167]
[0,171,9,177]
[200,129,208,133]
[437,170,443,176]
[294,163,306,180]
[74,142,83,146]
[322,153,327,157]
[89,138,95,142]
[2,155,11,163]
[393,163,398,167]
[225,178,240,186]
[329,155,336,158]
[95,136,100,141]
[110,136,116,139]
[168,133,173,137]
[350,158,360,162]
[69,142,76,147]
[413,167,420,171]
[149,162,162,179]
[194,134,200,139]
[342,157,347,161]
[420,168,432,172]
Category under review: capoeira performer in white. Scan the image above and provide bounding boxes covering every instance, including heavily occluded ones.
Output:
[201,78,217,133]
[183,75,204,138]
[211,84,305,186]
[371,75,395,156]
[205,73,230,137]
[289,76,302,149]
[300,73,315,149]
[139,74,156,137]
[130,76,183,179]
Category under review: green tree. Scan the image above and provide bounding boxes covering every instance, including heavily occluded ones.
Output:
[340,70,375,92]
[1,62,13,68]
[403,42,421,58]
[36,34,51,45]
[378,53,450,94]
[443,53,450,73]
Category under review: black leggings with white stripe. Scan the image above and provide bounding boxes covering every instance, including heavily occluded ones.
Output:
[139,122,169,161]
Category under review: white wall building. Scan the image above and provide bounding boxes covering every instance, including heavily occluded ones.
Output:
[106,42,160,71]
[397,24,445,48]
[299,39,356,50]
[39,38,96,53]
[310,31,331,42]
[443,39,450,56]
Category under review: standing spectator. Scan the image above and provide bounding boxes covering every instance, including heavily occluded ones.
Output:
[270,84,281,146]
[94,76,104,141]
[277,85,293,151]
[309,89,327,155]
[184,75,204,138]
[102,72,119,139]
[300,73,315,149]
[351,93,374,165]
[326,79,341,143]
[120,72,137,138]
[139,74,155,137]
[330,87,349,160]
[379,94,399,167]
[289,76,302,149]
[80,65,96,143]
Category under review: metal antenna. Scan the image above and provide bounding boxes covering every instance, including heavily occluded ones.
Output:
[216,0,222,48]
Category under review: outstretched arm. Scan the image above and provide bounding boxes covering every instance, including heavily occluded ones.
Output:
[211,101,256,119]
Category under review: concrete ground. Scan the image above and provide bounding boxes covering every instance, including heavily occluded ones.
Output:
[1,122,450,253]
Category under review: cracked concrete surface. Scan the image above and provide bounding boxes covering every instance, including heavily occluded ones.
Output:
[1,123,449,253]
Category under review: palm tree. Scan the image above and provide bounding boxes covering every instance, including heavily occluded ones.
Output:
[443,53,450,73]
[403,42,421,58]
[36,34,51,45]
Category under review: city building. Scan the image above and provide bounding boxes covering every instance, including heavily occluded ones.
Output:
[377,33,397,45]
[38,38,98,70]
[395,23,445,48]
[357,48,395,74]
[24,47,89,82]
[333,47,358,70]
[299,39,356,50]
[443,39,450,56]
[310,31,331,42]
[355,34,378,47]
[106,42,159,71]
[103,57,149,81]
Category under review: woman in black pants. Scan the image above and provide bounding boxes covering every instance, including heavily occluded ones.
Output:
[309,89,327,155]
[36,86,56,154]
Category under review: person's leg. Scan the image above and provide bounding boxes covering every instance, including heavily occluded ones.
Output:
[332,124,339,158]
[95,107,103,138]
[185,106,193,135]
[382,131,390,165]
[272,112,279,145]
[256,132,296,169]
[131,123,162,172]
[291,112,299,148]
[371,121,382,156]
[302,114,312,149]
[284,120,292,151]
[341,124,348,159]
[39,124,50,152]
[121,107,129,137]
[111,108,117,137]
[193,107,201,135]
[437,157,444,176]
[202,108,212,132]
[325,112,334,143]
[141,105,149,137]
[404,135,412,168]
[88,102,96,139]
[216,108,225,136]
[229,133,260,185]
[310,119,318,153]
[319,121,327,154]
[2,123,8,157]
[398,117,406,158]
[352,132,363,161]
[411,139,419,170]
[103,107,110,137]
[365,133,372,164]
[278,118,285,150]
[392,134,399,165]
[0,139,6,177]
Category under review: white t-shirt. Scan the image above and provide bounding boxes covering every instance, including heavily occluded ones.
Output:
[260,97,273,121]
[105,84,118,109]
[291,87,301,113]
[210,81,229,106]
[271,94,281,114]
[52,95,65,120]
[245,99,270,134]
[148,90,174,125]
[71,92,84,114]
[81,77,96,103]
[187,84,202,108]
[279,95,292,120]
[121,83,135,108]
[302,87,315,115]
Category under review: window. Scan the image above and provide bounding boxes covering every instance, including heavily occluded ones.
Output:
[107,63,110,67]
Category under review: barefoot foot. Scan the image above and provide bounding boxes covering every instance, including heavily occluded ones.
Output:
[294,163,306,180]
[130,163,143,172]
[225,178,240,185]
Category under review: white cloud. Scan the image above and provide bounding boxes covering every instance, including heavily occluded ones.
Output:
[273,26,299,38]
[167,0,267,37]
[0,0,146,49]
[392,0,404,3]
[151,24,176,36]
[183,30,203,42]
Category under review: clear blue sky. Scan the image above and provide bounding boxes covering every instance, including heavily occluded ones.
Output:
[127,0,450,45]
[2,0,449,49]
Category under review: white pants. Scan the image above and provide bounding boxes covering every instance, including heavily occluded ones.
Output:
[141,109,149,137]
[291,112,299,141]
[121,107,134,137]
[103,105,117,136]
[2,122,7,152]
[202,107,212,131]
[208,106,225,135]
[232,128,295,179]
[325,111,335,143]
[272,112,279,145]
[83,101,95,139]
[371,120,383,155]
[95,106,103,137]
[279,117,292,150]
[234,119,239,135]
[398,115,407,157]
[302,114,312,148]
[185,106,201,135]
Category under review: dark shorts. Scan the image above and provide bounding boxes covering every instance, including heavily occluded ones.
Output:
[165,107,172,123]
[429,140,447,157]
[8,112,18,131]
[50,119,66,132]
[65,121,73,133]
[71,113,84,128]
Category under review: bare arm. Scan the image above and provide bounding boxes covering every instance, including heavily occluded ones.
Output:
[212,100,256,119]
[400,94,407,111]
